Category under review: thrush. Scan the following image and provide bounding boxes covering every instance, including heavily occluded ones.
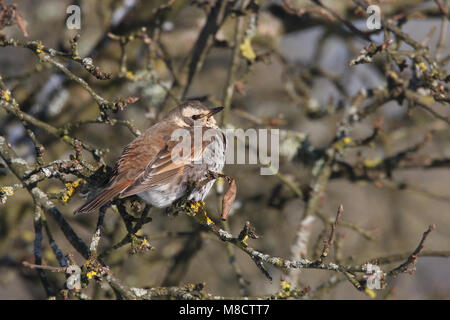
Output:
[75,101,226,214]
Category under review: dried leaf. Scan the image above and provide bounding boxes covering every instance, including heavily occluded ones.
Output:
[221,178,237,220]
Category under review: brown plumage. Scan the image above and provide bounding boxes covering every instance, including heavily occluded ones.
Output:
[75,101,226,214]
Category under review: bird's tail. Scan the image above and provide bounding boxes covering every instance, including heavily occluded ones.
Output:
[74,182,129,214]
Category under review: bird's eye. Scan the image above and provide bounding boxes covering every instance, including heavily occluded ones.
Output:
[192,114,203,120]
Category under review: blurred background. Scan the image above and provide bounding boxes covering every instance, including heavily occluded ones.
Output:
[0,0,449,299]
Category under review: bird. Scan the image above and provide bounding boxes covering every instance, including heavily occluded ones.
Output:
[74,100,226,214]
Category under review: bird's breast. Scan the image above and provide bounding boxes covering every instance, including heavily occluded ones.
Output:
[199,128,226,172]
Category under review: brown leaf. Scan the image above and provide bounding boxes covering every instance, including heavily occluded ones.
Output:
[221,177,237,221]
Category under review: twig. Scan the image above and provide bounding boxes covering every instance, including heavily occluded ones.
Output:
[22,261,66,273]
[319,204,344,260]
[388,224,436,277]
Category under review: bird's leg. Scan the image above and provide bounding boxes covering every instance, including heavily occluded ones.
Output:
[165,200,183,217]
[206,171,233,184]
[206,171,224,180]
[189,171,229,191]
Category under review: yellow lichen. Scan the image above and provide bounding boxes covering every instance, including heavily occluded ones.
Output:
[364,287,377,298]
[241,235,249,247]
[197,209,213,225]
[280,280,291,291]
[240,37,256,62]
[72,179,82,188]
[1,186,14,196]
[388,71,398,79]
[217,177,225,186]
[1,90,11,101]
[342,137,352,145]
[186,201,214,225]
[86,271,97,279]
[334,136,354,150]
[139,238,152,251]
[35,43,44,54]
[417,61,427,72]
[364,158,382,168]
[190,201,205,212]
[61,178,85,203]
[278,280,292,298]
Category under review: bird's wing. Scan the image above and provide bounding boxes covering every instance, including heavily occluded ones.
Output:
[74,121,180,214]
[118,127,209,198]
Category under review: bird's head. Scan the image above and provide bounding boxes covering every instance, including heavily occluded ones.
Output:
[166,101,223,128]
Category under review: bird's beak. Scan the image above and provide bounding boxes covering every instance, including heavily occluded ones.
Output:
[207,106,224,118]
